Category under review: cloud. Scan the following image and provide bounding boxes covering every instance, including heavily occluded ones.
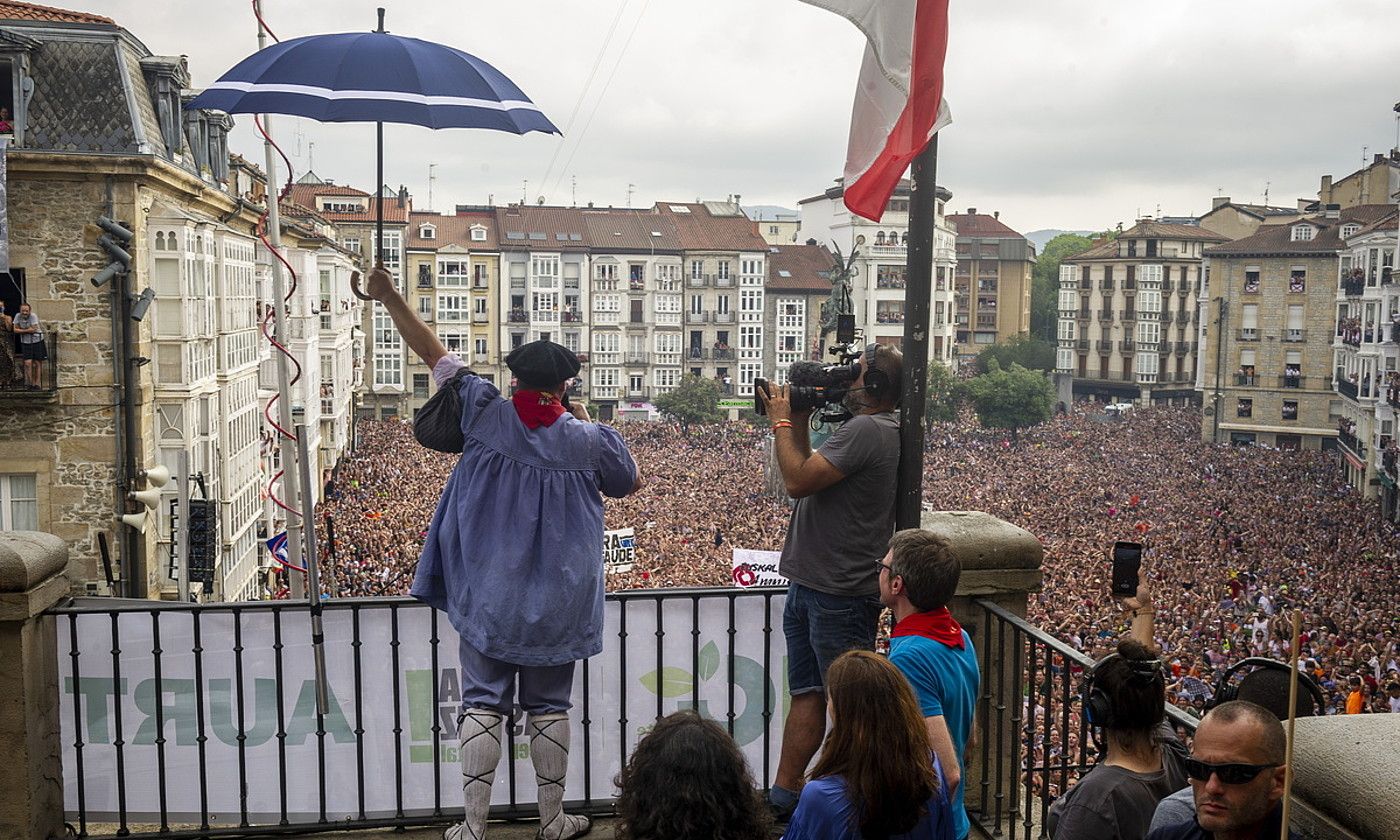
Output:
[79,0,1400,231]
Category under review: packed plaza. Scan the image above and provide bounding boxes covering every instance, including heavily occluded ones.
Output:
[319,406,1400,719]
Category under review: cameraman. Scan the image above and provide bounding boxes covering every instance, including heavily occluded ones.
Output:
[757,344,903,822]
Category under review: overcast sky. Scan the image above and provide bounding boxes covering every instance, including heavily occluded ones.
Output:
[81,0,1400,233]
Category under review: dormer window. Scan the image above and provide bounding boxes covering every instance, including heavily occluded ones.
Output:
[420,224,436,240]
[1290,224,1315,242]
[0,32,37,146]
[141,56,191,160]
[1340,223,1360,239]
[470,225,487,242]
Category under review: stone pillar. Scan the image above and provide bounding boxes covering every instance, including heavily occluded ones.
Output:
[0,532,71,840]
[919,511,1043,828]
[1288,714,1400,840]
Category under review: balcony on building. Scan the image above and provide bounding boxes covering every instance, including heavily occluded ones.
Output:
[713,311,734,324]
[712,347,735,361]
[628,279,646,293]
[566,381,584,397]
[1120,309,1137,321]
[1239,328,1259,342]
[687,348,709,361]
[1,330,59,401]
[1095,308,1111,320]
[1118,340,1136,352]
[1075,338,1090,351]
[1235,372,1257,386]
[1161,311,1174,324]
[1279,373,1305,389]
[1283,328,1306,343]
[686,311,711,324]
[714,274,734,288]
[1335,377,1360,401]
[624,352,649,366]
[1341,274,1366,297]
[471,311,489,324]
[687,273,708,288]
[416,265,433,289]
[1337,426,1365,457]
[508,308,528,323]
[625,385,650,400]
[1096,340,1113,353]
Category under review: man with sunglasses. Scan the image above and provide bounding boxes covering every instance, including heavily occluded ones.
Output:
[1145,700,1293,840]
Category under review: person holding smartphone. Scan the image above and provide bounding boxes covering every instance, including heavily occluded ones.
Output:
[1048,571,1188,840]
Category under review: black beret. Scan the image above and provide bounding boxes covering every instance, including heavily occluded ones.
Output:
[506,340,580,389]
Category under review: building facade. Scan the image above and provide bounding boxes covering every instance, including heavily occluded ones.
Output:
[763,244,835,385]
[1196,209,1390,452]
[1055,221,1227,405]
[796,180,957,365]
[1196,197,1304,242]
[945,209,1035,358]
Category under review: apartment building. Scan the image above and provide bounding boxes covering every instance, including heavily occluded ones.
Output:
[1329,207,1400,501]
[747,206,801,246]
[0,1,295,598]
[286,176,411,419]
[1318,151,1400,210]
[945,209,1035,358]
[796,180,957,365]
[1196,197,1304,241]
[404,209,500,414]
[764,244,835,385]
[1055,221,1227,405]
[1197,207,1390,452]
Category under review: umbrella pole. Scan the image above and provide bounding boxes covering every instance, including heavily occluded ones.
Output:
[376,121,384,266]
[257,13,308,600]
[296,422,329,715]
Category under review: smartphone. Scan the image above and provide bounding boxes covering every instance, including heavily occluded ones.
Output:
[1111,541,1142,597]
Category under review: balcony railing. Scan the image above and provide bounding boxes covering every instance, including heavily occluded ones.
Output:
[1077,310,1091,320]
[1238,328,1258,341]
[1118,340,1135,352]
[713,312,735,324]
[686,311,710,324]
[1341,278,1366,297]
[1075,338,1090,351]
[712,348,735,361]
[713,276,735,287]
[0,330,58,398]
[1278,375,1305,388]
[687,275,708,287]
[1096,340,1113,353]
[1096,309,1112,320]
[1120,310,1136,321]
[507,309,528,323]
[1234,373,1257,386]
[686,348,709,361]
[624,352,649,366]
[624,386,651,400]
[1339,429,1366,457]
[1336,378,1360,400]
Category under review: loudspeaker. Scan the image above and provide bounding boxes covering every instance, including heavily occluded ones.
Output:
[140,465,171,488]
[129,487,162,509]
[119,512,149,533]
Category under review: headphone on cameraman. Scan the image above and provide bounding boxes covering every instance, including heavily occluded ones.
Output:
[861,343,897,404]
[1207,657,1326,716]
[1081,652,1166,729]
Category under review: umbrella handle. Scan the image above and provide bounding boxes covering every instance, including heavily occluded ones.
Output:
[348,270,374,301]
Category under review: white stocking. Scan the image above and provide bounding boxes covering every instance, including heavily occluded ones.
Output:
[529,712,590,840]
[444,707,502,840]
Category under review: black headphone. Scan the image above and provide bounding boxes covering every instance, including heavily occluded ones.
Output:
[861,344,897,403]
[1081,652,1166,729]
[1207,657,1326,716]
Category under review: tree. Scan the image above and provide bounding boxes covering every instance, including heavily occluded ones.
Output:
[1030,233,1095,340]
[961,361,1054,443]
[653,375,724,434]
[974,333,1056,374]
[924,359,960,428]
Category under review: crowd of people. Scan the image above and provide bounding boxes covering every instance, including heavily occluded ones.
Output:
[318,404,1399,716]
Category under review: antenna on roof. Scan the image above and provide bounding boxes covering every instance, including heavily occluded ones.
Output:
[627,183,635,209]
[428,163,437,212]
[306,140,314,173]
[522,179,528,205]
[1263,181,1270,205]
[571,175,577,208]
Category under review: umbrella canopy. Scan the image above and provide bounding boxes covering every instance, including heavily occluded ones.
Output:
[187,31,559,135]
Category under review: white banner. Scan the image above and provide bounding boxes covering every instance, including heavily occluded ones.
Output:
[731,548,787,588]
[59,591,789,823]
[602,528,635,574]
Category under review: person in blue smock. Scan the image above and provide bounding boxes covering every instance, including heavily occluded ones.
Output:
[361,267,641,840]
[782,650,955,840]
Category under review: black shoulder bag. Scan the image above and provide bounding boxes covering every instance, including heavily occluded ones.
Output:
[413,367,474,453]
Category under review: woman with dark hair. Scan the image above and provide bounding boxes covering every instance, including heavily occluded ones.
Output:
[614,710,771,840]
[1048,585,1187,840]
[783,650,954,840]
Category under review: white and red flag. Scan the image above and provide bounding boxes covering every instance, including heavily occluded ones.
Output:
[801,0,952,221]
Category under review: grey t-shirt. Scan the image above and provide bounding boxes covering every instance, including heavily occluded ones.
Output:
[778,411,899,596]
[13,313,40,343]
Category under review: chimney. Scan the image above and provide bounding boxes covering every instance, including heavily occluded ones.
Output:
[1212,196,1230,209]
[1320,175,1333,204]
[806,237,818,246]
[967,207,976,215]
[1325,204,1341,220]
[734,194,741,206]
[398,185,408,208]
[993,210,1000,220]
[1374,153,1385,165]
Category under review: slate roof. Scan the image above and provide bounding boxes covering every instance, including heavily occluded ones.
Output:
[0,1,112,24]
[494,205,590,250]
[653,202,769,252]
[1205,205,1396,257]
[582,209,682,253]
[1068,220,1229,261]
[766,244,834,292]
[405,211,498,250]
[947,212,1026,240]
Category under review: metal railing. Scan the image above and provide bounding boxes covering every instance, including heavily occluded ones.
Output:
[968,600,1198,840]
[0,329,58,396]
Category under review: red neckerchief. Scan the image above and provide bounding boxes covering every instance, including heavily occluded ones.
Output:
[511,389,567,429]
[891,607,965,649]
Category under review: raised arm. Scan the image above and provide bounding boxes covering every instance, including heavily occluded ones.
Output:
[354,267,448,369]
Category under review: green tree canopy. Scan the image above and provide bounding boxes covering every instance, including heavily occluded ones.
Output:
[924,359,960,427]
[962,361,1055,442]
[653,375,724,433]
[1030,233,1095,340]
[974,333,1056,374]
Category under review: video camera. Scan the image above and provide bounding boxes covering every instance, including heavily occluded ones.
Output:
[754,337,866,424]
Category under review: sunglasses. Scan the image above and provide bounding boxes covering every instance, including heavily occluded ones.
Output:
[1183,757,1277,785]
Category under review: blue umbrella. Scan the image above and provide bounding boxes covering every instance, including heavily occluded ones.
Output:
[187,8,559,294]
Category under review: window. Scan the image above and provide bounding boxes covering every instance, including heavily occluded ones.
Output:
[420,224,436,240]
[417,296,432,317]
[474,337,488,357]
[716,295,731,315]
[691,260,704,279]
[1243,267,1260,293]
[717,261,731,280]
[0,474,37,531]
[1289,268,1306,293]
[1240,303,1258,340]
[654,368,681,389]
[436,294,467,321]
[1282,400,1298,421]
[1340,223,1360,239]
[412,374,430,398]
[1237,399,1252,418]
[1290,224,1315,242]
[470,225,487,241]
[1285,305,1304,341]
[769,225,779,235]
[342,237,361,254]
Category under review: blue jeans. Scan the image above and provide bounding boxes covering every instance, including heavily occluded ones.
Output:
[783,583,883,694]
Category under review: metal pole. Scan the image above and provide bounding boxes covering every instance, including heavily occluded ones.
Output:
[897,136,938,531]
[177,449,190,602]
[296,423,329,714]
[1212,294,1227,444]
[257,12,308,600]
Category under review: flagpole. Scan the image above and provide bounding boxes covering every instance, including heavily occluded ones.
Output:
[896,136,938,530]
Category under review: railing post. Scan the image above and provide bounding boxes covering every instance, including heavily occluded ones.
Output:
[919,511,1043,832]
[0,531,71,840]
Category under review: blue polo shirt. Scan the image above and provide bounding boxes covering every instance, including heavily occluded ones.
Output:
[889,628,980,840]
[410,356,637,667]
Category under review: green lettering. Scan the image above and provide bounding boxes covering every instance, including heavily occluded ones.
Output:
[285,678,355,745]
[133,678,197,746]
[406,669,433,741]
[209,678,279,747]
[64,676,126,745]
